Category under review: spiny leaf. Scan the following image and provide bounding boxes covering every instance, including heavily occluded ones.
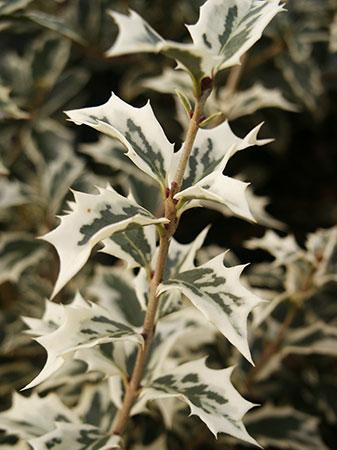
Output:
[246,230,301,264]
[107,9,164,55]
[159,253,262,363]
[41,185,167,298]
[170,121,271,222]
[107,1,284,80]
[187,0,284,72]
[141,358,258,446]
[65,92,174,186]
[177,120,272,184]
[113,312,216,421]
[177,173,255,222]
[0,392,120,449]
[23,294,142,390]
[0,393,79,439]
[23,290,90,336]
[213,83,298,120]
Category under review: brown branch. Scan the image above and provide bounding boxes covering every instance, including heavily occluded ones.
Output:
[110,95,205,438]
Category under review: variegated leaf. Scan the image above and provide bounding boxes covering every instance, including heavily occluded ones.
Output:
[159,253,262,362]
[65,93,174,186]
[106,10,208,83]
[41,185,167,298]
[0,393,79,439]
[141,358,258,445]
[187,0,284,72]
[245,405,329,450]
[22,292,87,340]
[170,122,270,190]
[101,224,156,270]
[171,122,272,222]
[246,230,301,265]
[0,233,45,285]
[24,295,142,390]
[29,424,120,450]
[143,309,213,382]
[86,267,144,327]
[107,1,283,80]
[109,310,214,421]
[33,359,91,396]
[213,83,298,120]
[177,173,255,222]
[0,389,120,449]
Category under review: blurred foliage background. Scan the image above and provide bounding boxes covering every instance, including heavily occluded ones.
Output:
[1,0,337,449]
